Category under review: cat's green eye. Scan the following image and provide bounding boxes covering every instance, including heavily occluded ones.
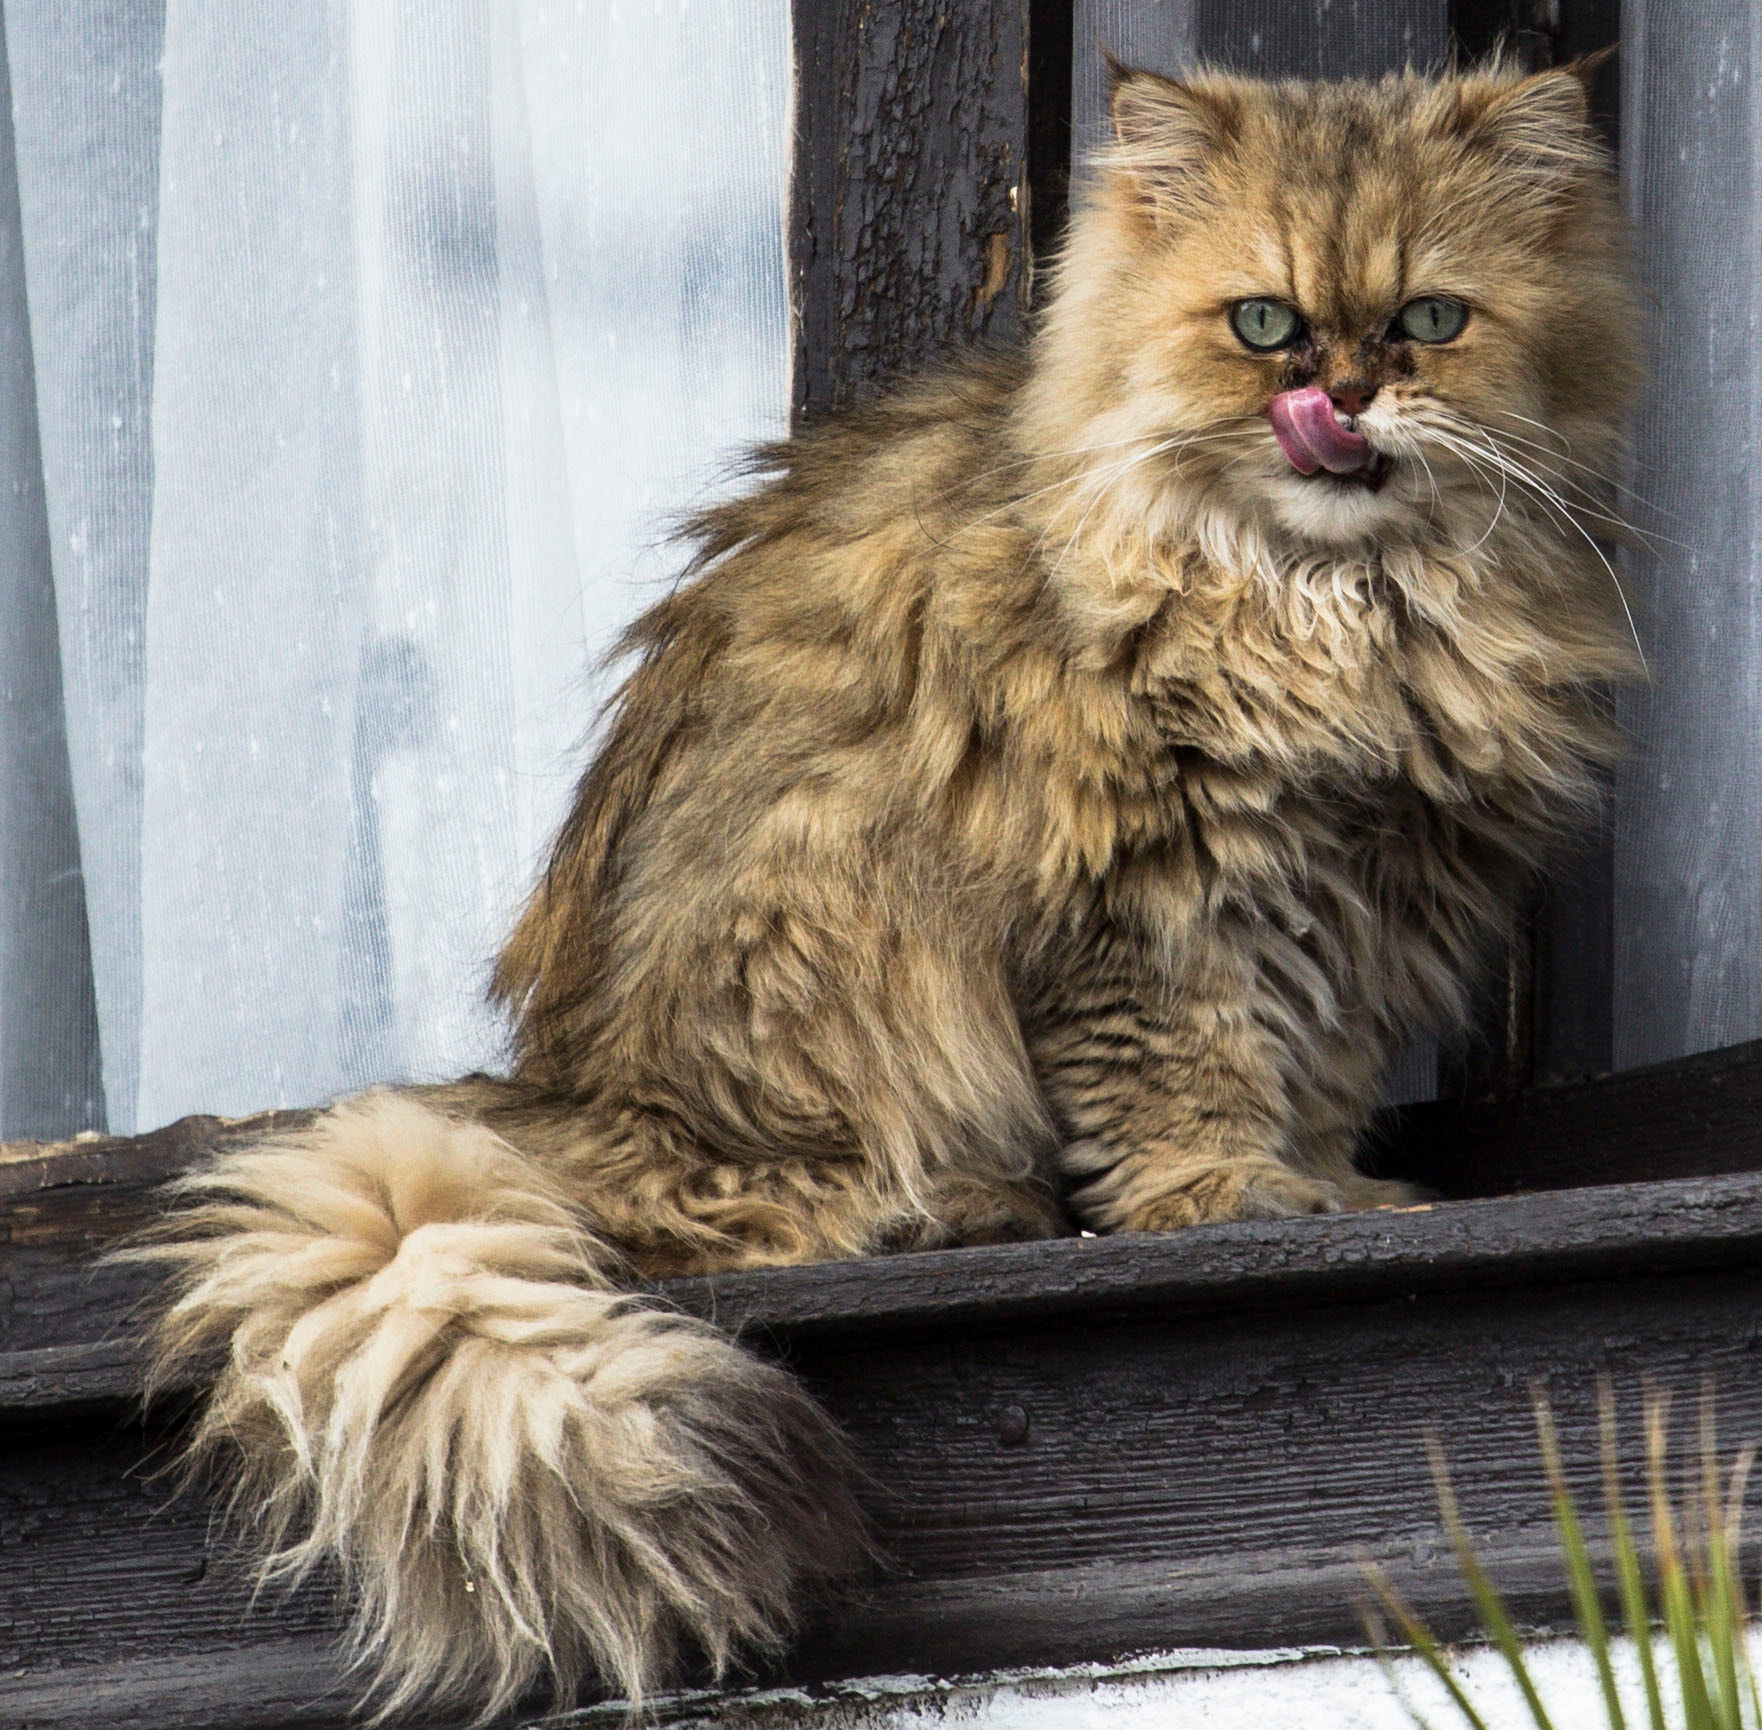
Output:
[1231,299,1302,351]
[1397,296,1468,344]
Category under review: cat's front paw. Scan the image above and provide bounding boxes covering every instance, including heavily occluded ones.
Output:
[1337,1174,1437,1210]
[891,1176,1070,1249]
[1112,1156,1349,1231]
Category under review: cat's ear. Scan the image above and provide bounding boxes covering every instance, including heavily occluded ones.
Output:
[1107,60,1238,213]
[1449,61,1609,208]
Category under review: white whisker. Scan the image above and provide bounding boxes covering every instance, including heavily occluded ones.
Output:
[1420,420,1648,675]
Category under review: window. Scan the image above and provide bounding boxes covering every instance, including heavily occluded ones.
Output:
[0,0,794,1137]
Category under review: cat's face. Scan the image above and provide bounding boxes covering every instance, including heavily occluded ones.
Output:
[1033,66,1637,556]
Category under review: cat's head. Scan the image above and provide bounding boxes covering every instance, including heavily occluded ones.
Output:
[1025,62,1638,557]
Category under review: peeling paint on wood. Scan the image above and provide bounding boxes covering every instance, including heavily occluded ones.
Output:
[789,0,1031,422]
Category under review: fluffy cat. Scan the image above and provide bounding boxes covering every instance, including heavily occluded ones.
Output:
[139,58,1640,1724]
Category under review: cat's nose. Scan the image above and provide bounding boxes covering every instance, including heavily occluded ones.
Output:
[1329,380,1378,417]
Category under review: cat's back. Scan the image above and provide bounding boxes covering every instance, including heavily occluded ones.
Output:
[493,352,1044,1056]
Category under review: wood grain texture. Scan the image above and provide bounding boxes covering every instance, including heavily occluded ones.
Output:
[789,0,1030,423]
[782,1265,1762,1678]
[7,1204,1762,1724]
[7,1053,1762,1724]
[7,1086,1762,1722]
[675,1169,1762,1334]
[0,1110,310,1421]
[0,1639,352,1730]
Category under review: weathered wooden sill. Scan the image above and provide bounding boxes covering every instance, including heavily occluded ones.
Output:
[5,1039,1762,1728]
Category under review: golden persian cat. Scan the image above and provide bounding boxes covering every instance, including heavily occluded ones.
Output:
[138,57,1640,1723]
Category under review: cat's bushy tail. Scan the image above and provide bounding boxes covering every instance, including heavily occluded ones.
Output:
[130,1090,863,1724]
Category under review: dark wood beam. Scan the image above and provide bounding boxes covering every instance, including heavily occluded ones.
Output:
[1375,1035,1762,1197]
[789,0,1032,424]
[11,1156,1762,1722]
[8,1032,1762,1723]
[7,1035,1762,1418]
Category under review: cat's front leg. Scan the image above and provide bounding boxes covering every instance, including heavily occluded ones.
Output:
[1027,922,1351,1231]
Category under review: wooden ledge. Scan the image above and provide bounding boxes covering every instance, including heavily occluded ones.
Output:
[5,1060,1762,1413]
[1373,1032,1762,1197]
[6,1043,1762,1726]
[8,1169,1762,1417]
[672,1171,1762,1337]
[0,1107,314,1207]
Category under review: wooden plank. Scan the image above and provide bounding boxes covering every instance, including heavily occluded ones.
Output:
[9,1098,1762,1389]
[677,1170,1762,1334]
[7,1167,1762,1399]
[8,1082,1762,1721]
[0,1639,351,1730]
[784,1263,1762,1678]
[0,1339,145,1419]
[788,0,1031,424]
[0,1111,311,1426]
[0,1108,310,1199]
[7,1041,1762,1403]
[7,1217,1762,1723]
[1376,1035,1762,1198]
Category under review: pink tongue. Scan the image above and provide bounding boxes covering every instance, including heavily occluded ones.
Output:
[1267,386,1371,476]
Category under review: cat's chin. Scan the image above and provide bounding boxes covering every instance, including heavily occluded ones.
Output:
[1263,464,1420,549]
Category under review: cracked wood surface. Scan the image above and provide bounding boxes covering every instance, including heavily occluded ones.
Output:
[789,0,1031,423]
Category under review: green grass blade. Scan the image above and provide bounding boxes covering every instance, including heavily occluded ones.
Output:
[1650,1397,1719,1730]
[1534,1393,1627,1730]
[1731,1458,1762,1730]
[1604,1385,1670,1730]
[1661,1545,1717,1729]
[1378,1390,1762,1730]
[1361,1562,1492,1730]
[1427,1432,1557,1730]
[1360,1597,1444,1730]
[1714,1438,1756,1729]
[1697,1401,1743,1730]
[1704,1554,1743,1730]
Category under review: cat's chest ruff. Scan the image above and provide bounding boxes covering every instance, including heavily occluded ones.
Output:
[1045,535,1593,863]
[1122,557,1417,779]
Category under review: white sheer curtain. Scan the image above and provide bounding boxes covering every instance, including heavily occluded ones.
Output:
[1,0,792,1136]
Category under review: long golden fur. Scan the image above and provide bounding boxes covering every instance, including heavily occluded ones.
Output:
[138,59,1641,1721]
